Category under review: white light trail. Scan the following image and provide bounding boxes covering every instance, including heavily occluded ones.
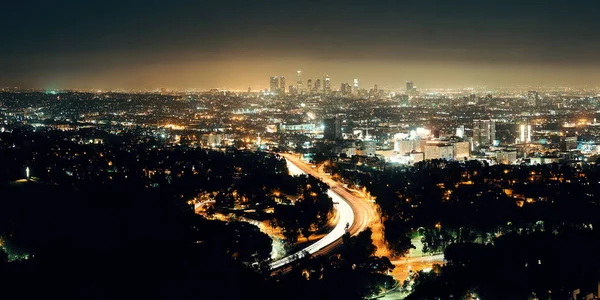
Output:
[269,159,355,270]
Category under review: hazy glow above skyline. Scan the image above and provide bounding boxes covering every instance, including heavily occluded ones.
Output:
[1,0,600,89]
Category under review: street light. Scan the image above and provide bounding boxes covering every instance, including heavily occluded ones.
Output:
[26,167,30,180]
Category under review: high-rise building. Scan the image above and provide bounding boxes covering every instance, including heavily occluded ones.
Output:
[296,71,303,92]
[454,141,471,159]
[341,82,351,95]
[520,124,532,143]
[456,125,465,138]
[323,75,331,94]
[307,79,312,91]
[473,119,496,148]
[406,81,415,95]
[314,79,321,92]
[353,79,359,94]
[424,143,454,160]
[323,117,342,140]
[374,84,379,97]
[279,76,286,93]
[270,77,279,93]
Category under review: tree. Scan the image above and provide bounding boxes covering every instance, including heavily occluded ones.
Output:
[342,228,377,265]
[383,218,415,257]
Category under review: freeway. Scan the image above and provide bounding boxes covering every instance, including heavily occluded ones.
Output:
[269,153,377,270]
[270,153,446,298]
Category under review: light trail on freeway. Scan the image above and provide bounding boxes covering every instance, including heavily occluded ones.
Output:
[269,153,375,270]
[270,152,446,297]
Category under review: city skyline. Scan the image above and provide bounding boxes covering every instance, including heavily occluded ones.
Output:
[3,1,600,299]
[2,0,600,90]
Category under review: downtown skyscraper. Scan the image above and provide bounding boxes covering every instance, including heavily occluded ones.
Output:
[270,77,279,93]
[473,119,496,148]
[279,76,285,93]
[323,75,331,94]
[296,71,303,92]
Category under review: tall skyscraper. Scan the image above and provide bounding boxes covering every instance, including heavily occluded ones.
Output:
[323,75,331,94]
[353,78,359,95]
[296,71,303,92]
[374,84,378,97]
[279,76,286,93]
[473,119,496,147]
[314,79,321,92]
[520,123,532,143]
[270,77,279,93]
[406,81,414,95]
[307,79,312,91]
[341,83,351,95]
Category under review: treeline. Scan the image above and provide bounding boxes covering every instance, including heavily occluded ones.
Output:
[333,160,600,254]
[275,228,396,299]
[407,229,600,299]
[0,176,389,299]
[270,174,334,244]
[331,159,600,297]
[0,182,274,299]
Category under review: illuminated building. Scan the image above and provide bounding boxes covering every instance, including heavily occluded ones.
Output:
[473,119,495,147]
[424,143,454,160]
[314,79,321,92]
[353,78,358,95]
[454,141,471,159]
[341,82,351,95]
[519,124,532,143]
[357,140,376,156]
[324,117,342,140]
[279,76,286,93]
[266,125,278,133]
[270,77,279,93]
[374,84,378,97]
[307,79,312,91]
[296,70,303,92]
[397,140,415,155]
[492,150,518,164]
[323,75,331,94]
[456,125,465,138]
[411,152,424,163]
[280,123,315,132]
[406,81,414,95]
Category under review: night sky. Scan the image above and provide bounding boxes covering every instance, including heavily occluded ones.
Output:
[2,0,599,90]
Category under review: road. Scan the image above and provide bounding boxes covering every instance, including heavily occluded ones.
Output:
[268,153,377,270]
[272,153,446,299]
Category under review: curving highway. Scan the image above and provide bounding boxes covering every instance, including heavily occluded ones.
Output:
[269,153,377,270]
